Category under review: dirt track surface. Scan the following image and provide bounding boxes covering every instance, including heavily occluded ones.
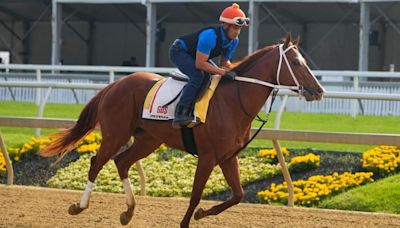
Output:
[1,185,400,228]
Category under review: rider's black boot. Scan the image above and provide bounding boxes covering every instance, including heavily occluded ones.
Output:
[172,104,193,129]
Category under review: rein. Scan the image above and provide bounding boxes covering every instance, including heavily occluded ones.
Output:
[229,88,278,159]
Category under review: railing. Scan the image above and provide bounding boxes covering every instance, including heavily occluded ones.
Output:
[1,64,400,116]
[1,81,400,137]
[1,64,400,78]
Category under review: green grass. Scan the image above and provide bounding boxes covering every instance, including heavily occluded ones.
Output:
[250,112,400,152]
[318,174,400,214]
[0,101,398,151]
[0,102,83,118]
[0,102,84,147]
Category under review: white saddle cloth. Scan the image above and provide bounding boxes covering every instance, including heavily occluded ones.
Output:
[142,76,186,120]
[142,70,222,123]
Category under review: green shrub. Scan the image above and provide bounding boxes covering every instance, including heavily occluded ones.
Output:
[48,152,281,197]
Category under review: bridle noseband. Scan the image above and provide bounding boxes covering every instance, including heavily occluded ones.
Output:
[234,44,304,95]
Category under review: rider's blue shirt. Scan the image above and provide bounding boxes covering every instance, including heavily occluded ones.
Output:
[197,26,239,60]
[179,26,239,60]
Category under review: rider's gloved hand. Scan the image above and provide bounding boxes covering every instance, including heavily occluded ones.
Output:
[223,71,238,81]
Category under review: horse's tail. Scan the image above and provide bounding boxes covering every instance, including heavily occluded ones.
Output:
[40,85,112,160]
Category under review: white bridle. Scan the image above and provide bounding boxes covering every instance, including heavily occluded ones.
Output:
[234,44,304,92]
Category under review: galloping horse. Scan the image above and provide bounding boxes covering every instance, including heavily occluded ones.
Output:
[41,34,324,227]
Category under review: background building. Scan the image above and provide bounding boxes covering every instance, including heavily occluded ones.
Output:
[0,0,399,71]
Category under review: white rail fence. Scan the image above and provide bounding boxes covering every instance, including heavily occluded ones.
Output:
[1,81,400,137]
[1,64,400,116]
[283,85,400,116]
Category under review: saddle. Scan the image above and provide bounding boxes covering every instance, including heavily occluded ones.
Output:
[142,69,222,127]
[169,69,212,102]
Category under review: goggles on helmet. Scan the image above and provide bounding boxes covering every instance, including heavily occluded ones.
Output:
[220,17,250,26]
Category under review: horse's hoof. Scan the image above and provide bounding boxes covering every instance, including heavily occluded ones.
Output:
[68,203,85,215]
[194,208,207,220]
[120,208,134,226]
[180,221,189,228]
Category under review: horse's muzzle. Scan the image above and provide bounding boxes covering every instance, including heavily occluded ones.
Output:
[303,87,324,101]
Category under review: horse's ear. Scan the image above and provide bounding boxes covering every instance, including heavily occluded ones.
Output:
[293,34,301,46]
[283,32,292,49]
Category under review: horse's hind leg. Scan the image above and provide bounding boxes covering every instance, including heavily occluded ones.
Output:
[68,133,130,215]
[194,156,244,220]
[114,130,162,225]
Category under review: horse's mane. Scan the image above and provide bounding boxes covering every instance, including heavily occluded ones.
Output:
[228,44,278,73]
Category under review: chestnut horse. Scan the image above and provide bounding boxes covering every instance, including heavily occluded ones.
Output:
[41,34,324,227]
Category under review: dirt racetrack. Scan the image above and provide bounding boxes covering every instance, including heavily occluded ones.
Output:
[1,185,400,228]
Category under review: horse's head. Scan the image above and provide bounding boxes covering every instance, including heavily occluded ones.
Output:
[275,33,325,101]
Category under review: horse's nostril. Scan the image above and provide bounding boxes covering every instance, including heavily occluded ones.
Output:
[317,88,324,94]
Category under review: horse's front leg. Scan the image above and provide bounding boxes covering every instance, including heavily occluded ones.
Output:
[194,156,244,220]
[181,154,215,228]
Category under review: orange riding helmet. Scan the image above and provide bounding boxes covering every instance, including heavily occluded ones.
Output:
[219,3,250,27]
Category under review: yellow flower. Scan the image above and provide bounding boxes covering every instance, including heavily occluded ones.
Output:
[258,147,289,159]
[258,172,374,206]
[361,145,400,175]
[76,143,100,153]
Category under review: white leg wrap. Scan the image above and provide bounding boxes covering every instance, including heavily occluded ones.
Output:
[123,178,135,207]
[80,181,95,208]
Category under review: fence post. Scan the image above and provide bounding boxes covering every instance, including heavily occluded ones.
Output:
[351,75,359,117]
[0,130,13,185]
[136,161,146,196]
[272,140,294,206]
[68,78,80,104]
[274,95,288,129]
[120,137,146,195]
[36,69,41,106]
[2,76,16,101]
[109,71,115,83]
[35,87,53,137]
[272,94,294,206]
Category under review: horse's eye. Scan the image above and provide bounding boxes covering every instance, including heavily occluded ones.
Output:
[293,59,301,66]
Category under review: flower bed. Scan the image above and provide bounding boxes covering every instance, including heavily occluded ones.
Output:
[0,137,52,176]
[47,152,281,197]
[3,134,394,208]
[8,137,51,161]
[0,132,102,178]
[0,153,6,175]
[257,172,374,206]
[75,132,102,153]
[289,153,320,173]
[3,132,99,163]
[361,145,400,177]
[257,147,289,163]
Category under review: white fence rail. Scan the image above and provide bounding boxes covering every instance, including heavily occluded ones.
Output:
[0,80,399,137]
[1,64,400,116]
[279,86,400,116]
[2,81,400,100]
